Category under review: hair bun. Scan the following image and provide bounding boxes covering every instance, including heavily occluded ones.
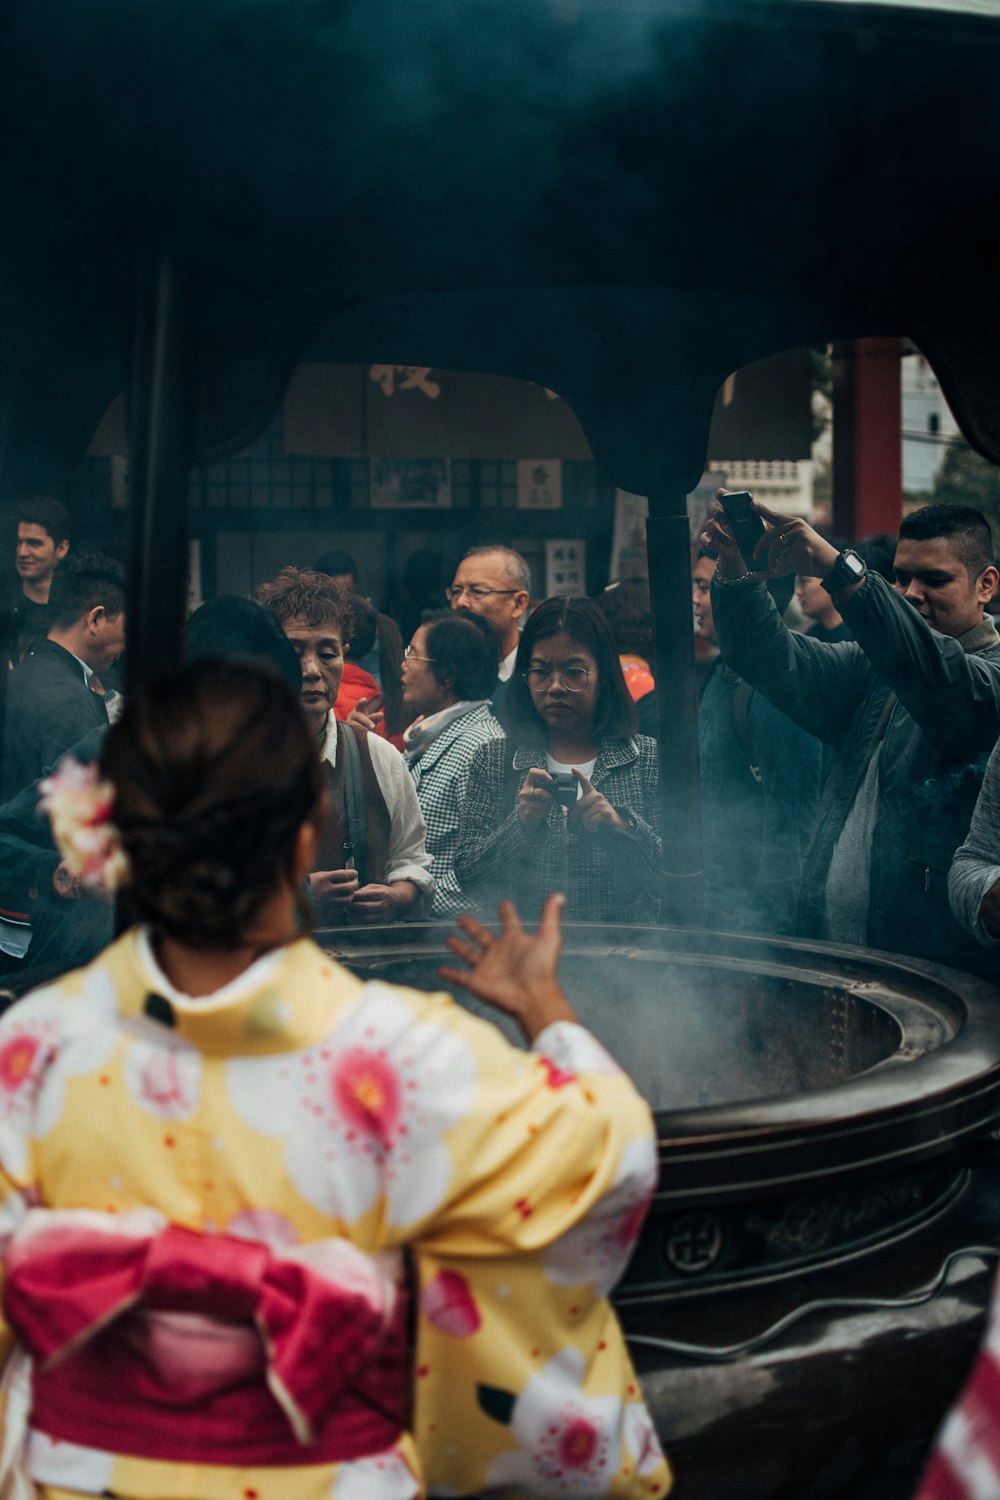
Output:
[101,662,323,950]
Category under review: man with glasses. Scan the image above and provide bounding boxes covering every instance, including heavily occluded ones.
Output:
[446,546,531,688]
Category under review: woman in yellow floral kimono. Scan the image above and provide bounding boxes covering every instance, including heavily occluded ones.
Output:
[0,659,670,1500]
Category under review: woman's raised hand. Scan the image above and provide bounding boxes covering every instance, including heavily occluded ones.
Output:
[517,767,557,829]
[347,699,383,734]
[569,771,630,834]
[438,894,578,1042]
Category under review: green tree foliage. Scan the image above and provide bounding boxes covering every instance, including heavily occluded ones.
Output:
[931,441,1000,544]
[810,346,832,445]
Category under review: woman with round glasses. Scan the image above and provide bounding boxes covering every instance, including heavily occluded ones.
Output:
[455,596,662,923]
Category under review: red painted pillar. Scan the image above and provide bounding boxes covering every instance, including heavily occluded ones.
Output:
[831,337,903,539]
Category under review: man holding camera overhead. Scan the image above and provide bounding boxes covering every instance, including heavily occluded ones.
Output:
[701,494,1000,974]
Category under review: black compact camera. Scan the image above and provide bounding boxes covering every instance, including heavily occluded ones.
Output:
[548,771,578,810]
[720,490,769,572]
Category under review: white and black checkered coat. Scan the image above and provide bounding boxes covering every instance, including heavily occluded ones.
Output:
[454,733,662,924]
[408,703,506,916]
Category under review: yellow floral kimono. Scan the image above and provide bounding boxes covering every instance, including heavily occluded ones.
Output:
[0,929,671,1499]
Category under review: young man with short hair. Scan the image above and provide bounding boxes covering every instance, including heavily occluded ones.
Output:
[795,573,852,643]
[4,494,72,663]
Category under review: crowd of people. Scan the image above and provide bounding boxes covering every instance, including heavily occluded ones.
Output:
[0,519,671,974]
[6,492,1000,985]
[0,498,676,1500]
[6,485,1000,1494]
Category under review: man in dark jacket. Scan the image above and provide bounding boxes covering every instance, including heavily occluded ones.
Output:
[701,497,1000,974]
[1,553,125,800]
[0,596,302,978]
[696,556,825,935]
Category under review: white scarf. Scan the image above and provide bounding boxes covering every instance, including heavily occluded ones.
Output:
[403,700,489,765]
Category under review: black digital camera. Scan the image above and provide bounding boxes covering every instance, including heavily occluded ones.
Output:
[720,490,769,572]
[549,771,578,810]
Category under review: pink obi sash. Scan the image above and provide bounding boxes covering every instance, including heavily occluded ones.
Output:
[2,1208,409,1467]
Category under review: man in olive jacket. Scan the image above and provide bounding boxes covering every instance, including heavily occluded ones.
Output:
[701,498,1000,975]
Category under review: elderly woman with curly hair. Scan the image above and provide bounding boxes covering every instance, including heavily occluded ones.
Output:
[255,566,433,923]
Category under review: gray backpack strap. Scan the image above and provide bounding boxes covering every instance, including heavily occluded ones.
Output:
[340,722,369,888]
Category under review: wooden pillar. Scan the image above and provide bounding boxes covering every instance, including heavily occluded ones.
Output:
[646,493,704,928]
[831,337,903,540]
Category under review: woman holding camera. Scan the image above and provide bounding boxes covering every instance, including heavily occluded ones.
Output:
[0,658,667,1499]
[455,596,662,924]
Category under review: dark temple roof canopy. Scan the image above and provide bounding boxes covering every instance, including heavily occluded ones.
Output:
[2,0,998,496]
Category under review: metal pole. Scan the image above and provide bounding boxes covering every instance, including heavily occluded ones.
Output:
[646,490,704,928]
[125,249,193,691]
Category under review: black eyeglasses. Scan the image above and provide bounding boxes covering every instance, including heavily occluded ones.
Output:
[445,584,519,602]
[523,666,591,692]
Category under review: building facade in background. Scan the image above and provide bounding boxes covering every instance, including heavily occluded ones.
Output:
[903,349,960,495]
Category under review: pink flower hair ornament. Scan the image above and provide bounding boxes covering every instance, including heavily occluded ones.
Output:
[37,756,131,894]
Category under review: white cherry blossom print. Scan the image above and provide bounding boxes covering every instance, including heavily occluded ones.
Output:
[226,982,478,1225]
[58,963,120,1036]
[0,1186,32,1256]
[622,1399,666,1477]
[330,1445,419,1499]
[26,1431,115,1491]
[484,1348,623,1496]
[30,968,122,1140]
[123,1038,202,1120]
[223,1053,297,1141]
[533,1021,622,1079]
[225,1208,301,1247]
[543,1136,657,1295]
[0,1024,54,1115]
[0,1013,59,1178]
